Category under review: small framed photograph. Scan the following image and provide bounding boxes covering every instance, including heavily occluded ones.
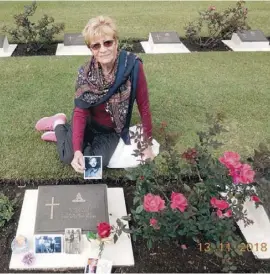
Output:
[34,235,63,254]
[64,228,82,254]
[84,258,98,273]
[84,156,102,179]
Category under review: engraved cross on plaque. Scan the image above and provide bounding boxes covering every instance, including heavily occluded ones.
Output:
[155,34,161,40]
[69,36,72,42]
[45,197,60,220]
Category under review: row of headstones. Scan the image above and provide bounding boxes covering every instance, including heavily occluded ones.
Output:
[1,30,270,57]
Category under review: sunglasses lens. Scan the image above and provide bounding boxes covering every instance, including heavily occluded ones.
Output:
[91,43,101,50]
[104,40,114,47]
[90,40,114,50]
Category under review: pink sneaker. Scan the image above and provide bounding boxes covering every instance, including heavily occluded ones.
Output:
[35,113,66,131]
[41,131,57,142]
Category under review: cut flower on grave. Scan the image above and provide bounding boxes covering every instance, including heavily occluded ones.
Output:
[87,218,132,258]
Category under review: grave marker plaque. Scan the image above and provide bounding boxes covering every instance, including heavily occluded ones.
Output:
[151,32,181,44]
[64,33,85,46]
[237,30,269,42]
[34,185,109,234]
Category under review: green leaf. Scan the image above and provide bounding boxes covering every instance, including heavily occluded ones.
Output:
[136,205,144,214]
[113,234,118,244]
[122,228,133,234]
[126,174,135,181]
[230,265,237,271]
[184,183,192,192]
[121,215,132,221]
[133,196,141,205]
[147,239,153,249]
[87,231,96,240]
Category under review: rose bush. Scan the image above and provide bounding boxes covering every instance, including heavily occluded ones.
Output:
[184,0,250,49]
[126,113,263,272]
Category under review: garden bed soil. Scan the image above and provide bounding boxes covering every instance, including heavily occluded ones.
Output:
[10,37,233,57]
[1,178,270,273]
[12,43,58,57]
[180,38,231,52]
[10,40,145,57]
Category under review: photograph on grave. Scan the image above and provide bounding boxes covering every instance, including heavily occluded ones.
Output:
[84,156,102,179]
[64,228,82,254]
[96,259,113,274]
[34,185,109,234]
[34,235,63,253]
[84,258,98,273]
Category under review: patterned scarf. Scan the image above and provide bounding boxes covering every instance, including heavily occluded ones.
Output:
[74,50,140,135]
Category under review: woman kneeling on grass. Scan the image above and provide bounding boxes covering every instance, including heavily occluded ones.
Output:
[35,15,154,173]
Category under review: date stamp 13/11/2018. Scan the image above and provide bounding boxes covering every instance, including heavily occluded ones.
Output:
[199,242,268,253]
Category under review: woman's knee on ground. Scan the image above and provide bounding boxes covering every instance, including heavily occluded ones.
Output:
[59,152,74,165]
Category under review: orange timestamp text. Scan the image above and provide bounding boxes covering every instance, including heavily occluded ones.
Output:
[198,242,268,252]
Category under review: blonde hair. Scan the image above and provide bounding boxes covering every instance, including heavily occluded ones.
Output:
[82,15,118,46]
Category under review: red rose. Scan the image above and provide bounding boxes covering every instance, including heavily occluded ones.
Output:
[251,195,260,202]
[140,176,145,180]
[210,197,229,210]
[143,194,165,212]
[97,222,111,238]
[182,148,197,164]
[219,151,241,170]
[170,192,188,212]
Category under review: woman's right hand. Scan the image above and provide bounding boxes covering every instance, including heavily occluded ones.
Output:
[71,150,85,173]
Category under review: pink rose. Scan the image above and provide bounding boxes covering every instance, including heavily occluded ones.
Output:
[149,218,160,229]
[210,197,229,210]
[231,164,255,184]
[219,151,241,169]
[208,5,216,11]
[223,209,232,218]
[143,194,165,212]
[170,192,188,212]
[150,218,158,226]
[251,195,260,202]
[181,244,187,250]
[217,209,223,218]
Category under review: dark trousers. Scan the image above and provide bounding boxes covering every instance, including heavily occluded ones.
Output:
[54,117,120,168]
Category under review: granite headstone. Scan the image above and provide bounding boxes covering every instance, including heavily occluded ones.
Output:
[151,32,181,44]
[237,30,269,42]
[34,185,109,234]
[64,33,85,46]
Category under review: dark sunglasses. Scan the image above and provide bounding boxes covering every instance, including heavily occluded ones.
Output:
[89,40,114,50]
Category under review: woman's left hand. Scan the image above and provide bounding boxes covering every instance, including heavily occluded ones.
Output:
[142,146,155,161]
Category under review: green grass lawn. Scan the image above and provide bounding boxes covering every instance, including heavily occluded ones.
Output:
[1,1,270,41]
[0,52,270,180]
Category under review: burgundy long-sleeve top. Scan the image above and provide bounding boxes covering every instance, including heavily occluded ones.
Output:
[72,62,152,152]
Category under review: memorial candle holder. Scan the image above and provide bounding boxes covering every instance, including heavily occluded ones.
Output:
[11,235,29,254]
